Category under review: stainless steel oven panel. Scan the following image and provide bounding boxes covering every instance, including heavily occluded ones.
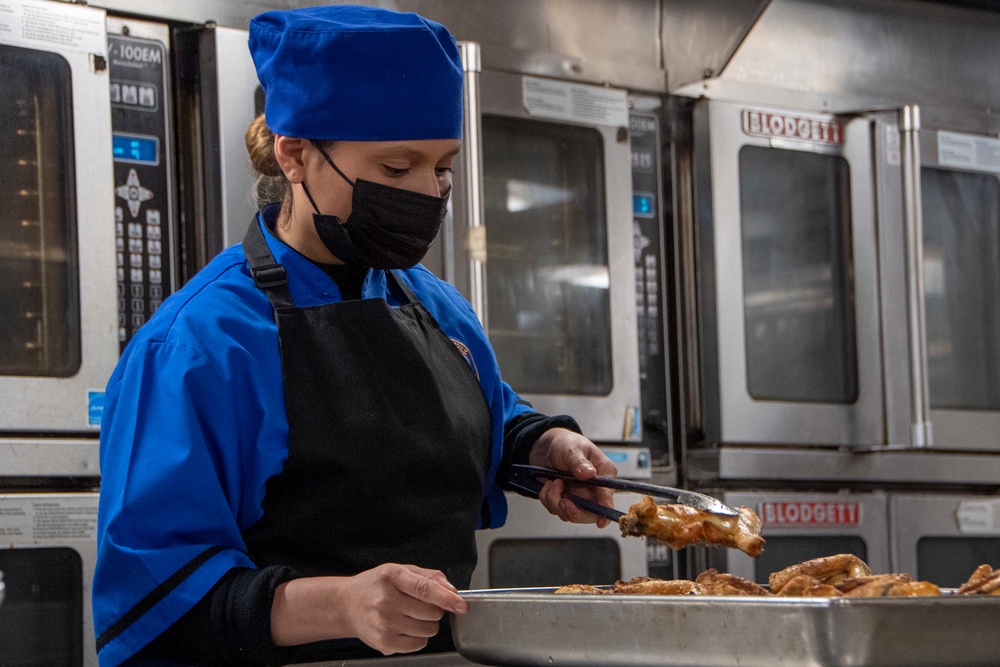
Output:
[469,491,647,590]
[0,492,100,667]
[209,27,259,251]
[694,100,884,446]
[448,69,641,442]
[719,491,890,583]
[0,1,117,433]
[890,494,1000,582]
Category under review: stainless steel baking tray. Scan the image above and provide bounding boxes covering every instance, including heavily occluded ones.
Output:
[452,588,1000,666]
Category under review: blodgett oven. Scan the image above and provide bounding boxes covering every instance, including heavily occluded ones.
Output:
[693,100,884,448]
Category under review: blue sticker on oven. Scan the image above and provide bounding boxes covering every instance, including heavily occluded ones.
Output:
[88,391,105,427]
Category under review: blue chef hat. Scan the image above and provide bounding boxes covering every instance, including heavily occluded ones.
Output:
[249,5,463,141]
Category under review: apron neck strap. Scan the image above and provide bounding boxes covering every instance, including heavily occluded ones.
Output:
[242,214,295,309]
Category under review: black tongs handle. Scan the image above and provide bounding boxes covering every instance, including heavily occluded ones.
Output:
[509,464,738,517]
[507,465,625,522]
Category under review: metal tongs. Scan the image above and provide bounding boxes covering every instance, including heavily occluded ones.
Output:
[508,464,739,521]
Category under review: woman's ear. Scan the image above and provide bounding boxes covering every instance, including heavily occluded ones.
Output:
[274,136,309,184]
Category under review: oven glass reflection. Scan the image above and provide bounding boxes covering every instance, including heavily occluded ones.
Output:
[0,44,80,378]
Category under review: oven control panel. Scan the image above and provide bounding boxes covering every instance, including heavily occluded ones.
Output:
[630,111,669,465]
[108,20,174,352]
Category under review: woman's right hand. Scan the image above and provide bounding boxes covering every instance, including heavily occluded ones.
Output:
[270,563,469,655]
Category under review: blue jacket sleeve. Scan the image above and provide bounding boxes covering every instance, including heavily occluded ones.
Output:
[93,338,284,666]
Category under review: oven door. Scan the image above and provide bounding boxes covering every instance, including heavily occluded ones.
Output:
[693,100,883,447]
[470,492,648,590]
[890,494,1000,589]
[0,493,99,667]
[878,124,1000,451]
[441,66,641,443]
[699,491,890,585]
[0,0,117,433]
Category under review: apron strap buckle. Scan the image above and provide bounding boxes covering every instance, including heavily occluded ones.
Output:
[251,264,288,289]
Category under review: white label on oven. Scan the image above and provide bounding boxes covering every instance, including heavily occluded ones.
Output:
[938,131,1000,173]
[956,500,1000,534]
[0,0,106,56]
[0,495,99,542]
[884,125,901,166]
[522,76,628,127]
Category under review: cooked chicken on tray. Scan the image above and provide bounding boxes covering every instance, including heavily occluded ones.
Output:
[957,564,1000,594]
[552,554,990,598]
[618,495,766,557]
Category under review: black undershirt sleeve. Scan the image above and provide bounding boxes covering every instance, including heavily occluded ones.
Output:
[498,412,583,492]
[125,565,301,666]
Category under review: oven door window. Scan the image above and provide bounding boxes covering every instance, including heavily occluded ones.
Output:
[917,536,1000,588]
[0,44,80,378]
[0,547,83,666]
[488,538,621,588]
[752,535,867,585]
[482,116,612,396]
[921,168,1000,411]
[739,146,858,403]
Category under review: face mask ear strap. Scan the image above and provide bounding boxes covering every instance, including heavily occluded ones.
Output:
[300,182,322,215]
[311,140,355,188]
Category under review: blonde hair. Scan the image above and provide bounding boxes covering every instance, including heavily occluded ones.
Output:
[245,114,289,208]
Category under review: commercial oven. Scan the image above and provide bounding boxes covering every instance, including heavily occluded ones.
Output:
[876,119,1000,451]
[0,0,117,435]
[0,3,260,664]
[692,100,884,448]
[0,493,99,666]
[433,61,645,446]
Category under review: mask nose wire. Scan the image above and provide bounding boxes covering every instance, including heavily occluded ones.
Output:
[311,140,355,187]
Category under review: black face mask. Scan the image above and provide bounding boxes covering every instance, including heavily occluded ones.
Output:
[302,141,449,269]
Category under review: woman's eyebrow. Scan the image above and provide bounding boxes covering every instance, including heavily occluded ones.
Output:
[375,145,461,160]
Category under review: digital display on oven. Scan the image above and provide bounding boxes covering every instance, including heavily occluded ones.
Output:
[112,133,158,164]
[633,192,655,218]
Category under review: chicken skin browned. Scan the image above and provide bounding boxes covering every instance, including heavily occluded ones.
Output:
[613,576,702,595]
[618,495,765,557]
[549,556,983,599]
[769,554,871,594]
[957,564,1000,595]
[694,569,770,596]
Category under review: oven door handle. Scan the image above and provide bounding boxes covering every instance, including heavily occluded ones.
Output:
[459,41,488,328]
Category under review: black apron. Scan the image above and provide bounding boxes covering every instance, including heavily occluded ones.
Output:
[240,220,493,661]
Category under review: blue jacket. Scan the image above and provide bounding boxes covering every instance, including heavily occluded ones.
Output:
[93,211,531,665]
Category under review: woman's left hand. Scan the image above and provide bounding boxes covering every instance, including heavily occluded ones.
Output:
[528,428,618,528]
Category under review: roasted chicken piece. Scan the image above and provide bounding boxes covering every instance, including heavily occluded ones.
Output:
[695,569,771,596]
[619,495,765,557]
[957,564,1000,595]
[553,584,608,595]
[757,577,842,597]
[843,577,940,597]
[769,554,871,594]
[612,576,702,595]
[834,573,912,593]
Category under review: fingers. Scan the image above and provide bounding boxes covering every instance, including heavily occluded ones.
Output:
[391,565,469,615]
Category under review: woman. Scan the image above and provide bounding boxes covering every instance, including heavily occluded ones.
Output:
[93,5,617,666]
